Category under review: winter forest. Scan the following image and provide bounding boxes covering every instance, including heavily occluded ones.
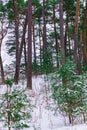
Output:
[1,0,87,130]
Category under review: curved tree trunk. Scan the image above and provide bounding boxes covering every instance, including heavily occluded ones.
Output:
[13,0,28,83]
[0,44,5,83]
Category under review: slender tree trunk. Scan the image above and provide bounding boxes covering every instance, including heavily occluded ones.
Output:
[42,0,49,73]
[0,43,5,83]
[13,0,20,84]
[27,0,32,89]
[32,23,37,73]
[23,40,27,76]
[19,13,28,66]
[83,112,86,123]
[64,11,69,58]
[13,1,28,83]
[69,114,72,124]
[18,14,28,78]
[0,19,7,83]
[78,31,83,74]
[59,0,65,64]
[82,2,87,63]
[42,0,47,52]
[68,36,71,60]
[7,86,11,130]
[53,4,59,67]
[74,0,80,64]
[38,21,42,68]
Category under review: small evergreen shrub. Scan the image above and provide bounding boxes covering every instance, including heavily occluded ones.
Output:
[50,59,87,124]
[0,78,33,130]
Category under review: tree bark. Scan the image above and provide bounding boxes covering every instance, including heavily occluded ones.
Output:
[0,42,5,83]
[74,0,80,64]
[27,0,32,89]
[38,21,42,68]
[32,23,37,73]
[42,0,47,52]
[53,4,59,67]
[13,0,20,84]
[82,2,87,64]
[59,0,65,64]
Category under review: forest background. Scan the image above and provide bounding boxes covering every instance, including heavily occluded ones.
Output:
[1,0,87,127]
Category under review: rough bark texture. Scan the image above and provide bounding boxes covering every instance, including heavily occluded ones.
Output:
[53,5,59,67]
[13,1,28,83]
[27,0,32,89]
[82,2,87,64]
[42,0,47,52]
[32,24,37,71]
[13,0,20,84]
[59,0,65,64]
[19,13,28,65]
[74,0,80,64]
[74,0,81,74]
[38,21,42,68]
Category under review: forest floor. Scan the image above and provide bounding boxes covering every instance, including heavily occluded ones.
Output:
[0,75,87,130]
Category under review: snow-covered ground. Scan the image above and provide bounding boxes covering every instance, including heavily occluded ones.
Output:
[0,45,87,130]
[29,76,87,130]
[0,76,87,130]
[1,57,87,127]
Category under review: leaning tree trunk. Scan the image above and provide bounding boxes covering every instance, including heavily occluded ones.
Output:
[13,2,28,83]
[0,42,5,83]
[18,13,28,77]
[0,12,9,84]
[23,39,27,77]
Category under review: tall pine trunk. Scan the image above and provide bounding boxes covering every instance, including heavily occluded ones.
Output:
[13,0,20,84]
[74,0,80,63]
[38,20,42,69]
[59,0,65,64]
[82,2,87,64]
[42,0,47,52]
[53,4,59,67]
[27,0,32,89]
[74,0,80,74]
[32,23,37,73]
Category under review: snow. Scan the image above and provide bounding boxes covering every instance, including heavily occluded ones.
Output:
[0,75,87,130]
[17,76,87,130]
[1,37,13,67]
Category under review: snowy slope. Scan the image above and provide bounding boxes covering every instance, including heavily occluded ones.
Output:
[0,76,87,130]
[26,76,87,130]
